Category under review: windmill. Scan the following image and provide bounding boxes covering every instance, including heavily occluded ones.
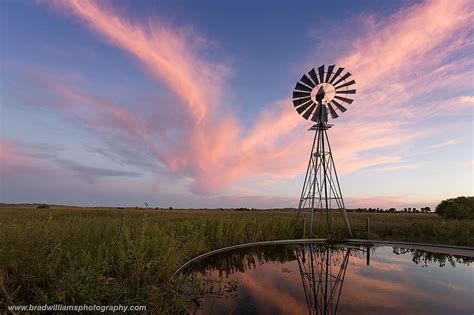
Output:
[292,64,355,237]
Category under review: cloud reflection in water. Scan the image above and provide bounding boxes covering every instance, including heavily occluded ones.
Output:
[180,244,473,314]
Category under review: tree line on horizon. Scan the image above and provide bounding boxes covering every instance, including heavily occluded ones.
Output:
[33,196,473,219]
[347,207,432,213]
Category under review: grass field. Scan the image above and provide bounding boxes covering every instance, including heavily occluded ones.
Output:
[1,204,473,313]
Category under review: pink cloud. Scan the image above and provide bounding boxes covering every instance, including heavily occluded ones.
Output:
[44,0,306,194]
[376,163,419,172]
[0,141,40,174]
[427,139,462,150]
[339,0,473,91]
[333,0,473,128]
[51,0,227,122]
[39,0,473,197]
[229,264,309,314]
[325,0,473,174]
[33,74,152,138]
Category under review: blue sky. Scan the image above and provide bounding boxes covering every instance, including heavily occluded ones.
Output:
[0,0,472,208]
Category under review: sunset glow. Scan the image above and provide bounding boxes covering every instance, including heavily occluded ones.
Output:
[1,0,472,208]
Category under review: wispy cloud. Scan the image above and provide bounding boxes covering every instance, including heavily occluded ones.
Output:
[55,159,141,179]
[51,0,228,122]
[1,140,140,183]
[0,140,51,175]
[427,139,462,150]
[34,0,474,199]
[43,0,306,194]
[376,163,419,172]
[328,0,473,173]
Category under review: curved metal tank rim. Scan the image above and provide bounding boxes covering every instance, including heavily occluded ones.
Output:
[172,239,474,277]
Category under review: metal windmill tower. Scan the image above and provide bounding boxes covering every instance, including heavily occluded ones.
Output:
[292,65,355,237]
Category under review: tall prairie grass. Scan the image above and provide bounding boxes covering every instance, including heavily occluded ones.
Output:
[0,205,472,313]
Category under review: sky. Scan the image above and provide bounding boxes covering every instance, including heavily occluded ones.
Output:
[0,0,473,209]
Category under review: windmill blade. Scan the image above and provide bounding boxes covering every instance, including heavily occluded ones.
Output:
[329,67,344,84]
[331,100,347,112]
[336,89,356,94]
[293,96,311,107]
[325,64,335,83]
[302,103,317,119]
[328,103,339,119]
[296,100,314,114]
[332,72,352,87]
[335,80,356,90]
[318,65,325,84]
[295,82,313,92]
[308,68,319,85]
[293,91,310,99]
[334,95,354,104]
[300,74,315,88]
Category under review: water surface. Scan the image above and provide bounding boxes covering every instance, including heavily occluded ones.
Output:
[180,242,474,314]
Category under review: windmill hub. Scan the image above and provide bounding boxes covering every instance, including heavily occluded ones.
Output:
[311,84,336,105]
[292,64,356,238]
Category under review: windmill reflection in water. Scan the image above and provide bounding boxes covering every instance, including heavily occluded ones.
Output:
[295,245,370,315]
[185,244,371,315]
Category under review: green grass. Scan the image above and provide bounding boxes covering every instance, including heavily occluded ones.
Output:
[1,204,473,313]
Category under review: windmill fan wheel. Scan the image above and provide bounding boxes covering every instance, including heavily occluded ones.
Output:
[292,64,356,123]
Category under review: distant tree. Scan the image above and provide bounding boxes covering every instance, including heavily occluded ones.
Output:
[421,206,431,213]
[169,207,173,210]
[436,196,474,219]
[389,208,396,213]
[37,204,49,209]
[235,207,251,211]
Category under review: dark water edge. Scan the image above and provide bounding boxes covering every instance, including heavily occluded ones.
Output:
[178,242,474,314]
